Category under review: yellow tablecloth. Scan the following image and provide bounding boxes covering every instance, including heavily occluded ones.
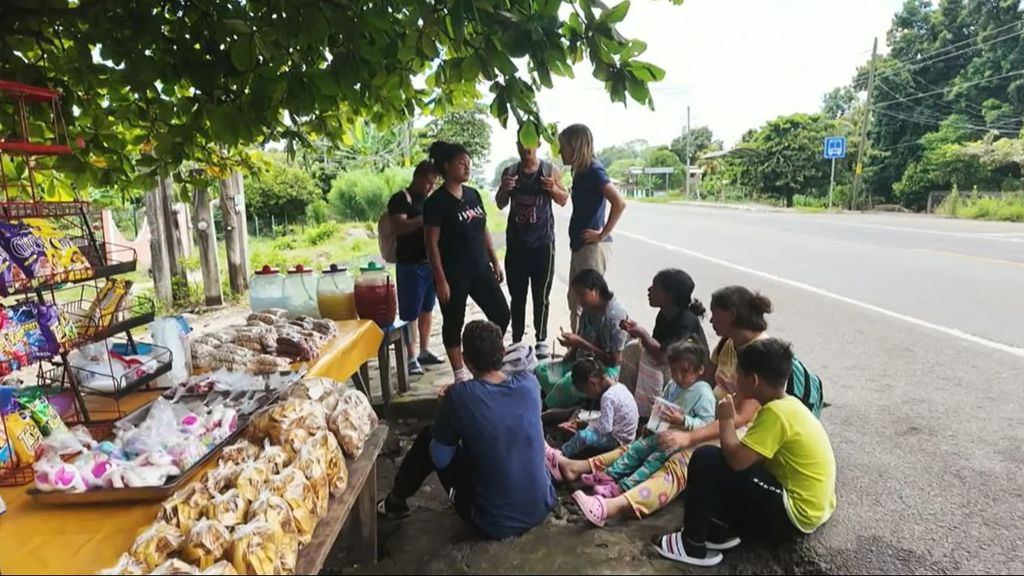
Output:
[0,319,383,575]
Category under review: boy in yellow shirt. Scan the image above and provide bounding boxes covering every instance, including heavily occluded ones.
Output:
[652,338,837,568]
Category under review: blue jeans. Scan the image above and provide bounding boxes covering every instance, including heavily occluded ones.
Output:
[562,427,620,458]
[396,262,436,322]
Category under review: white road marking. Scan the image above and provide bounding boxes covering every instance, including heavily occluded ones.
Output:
[617,228,1024,358]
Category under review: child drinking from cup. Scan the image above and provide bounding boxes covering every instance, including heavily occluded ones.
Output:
[546,342,716,526]
[555,359,638,458]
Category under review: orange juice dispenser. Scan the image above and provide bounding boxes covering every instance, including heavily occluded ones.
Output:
[317,264,357,320]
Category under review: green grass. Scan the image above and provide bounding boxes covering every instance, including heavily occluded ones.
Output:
[249,221,378,271]
[635,193,683,204]
[937,192,1024,223]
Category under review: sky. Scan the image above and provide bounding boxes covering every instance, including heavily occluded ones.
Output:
[485,0,907,172]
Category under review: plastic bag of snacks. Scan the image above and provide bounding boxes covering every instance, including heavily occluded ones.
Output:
[206,489,249,527]
[235,460,272,502]
[159,482,213,533]
[1,389,43,465]
[268,468,317,545]
[200,561,239,575]
[151,558,200,575]
[204,462,240,494]
[14,386,66,436]
[308,431,347,496]
[0,220,56,281]
[329,389,378,458]
[219,440,260,465]
[98,553,146,575]
[229,521,281,576]
[292,448,329,517]
[80,278,132,334]
[181,519,232,570]
[257,440,291,475]
[129,521,183,570]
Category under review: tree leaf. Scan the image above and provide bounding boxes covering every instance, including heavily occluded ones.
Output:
[223,19,251,34]
[519,121,540,148]
[601,1,631,24]
[230,36,257,71]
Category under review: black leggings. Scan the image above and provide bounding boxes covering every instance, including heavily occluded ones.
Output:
[505,243,555,344]
[439,267,510,348]
[682,445,801,543]
[391,427,476,528]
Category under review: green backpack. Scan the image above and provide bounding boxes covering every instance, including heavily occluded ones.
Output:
[788,357,824,419]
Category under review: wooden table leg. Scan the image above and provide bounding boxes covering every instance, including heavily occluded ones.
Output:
[396,327,409,394]
[351,461,378,566]
[378,342,392,421]
[350,367,370,398]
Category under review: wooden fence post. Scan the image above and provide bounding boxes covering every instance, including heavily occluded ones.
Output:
[219,170,250,294]
[192,186,224,306]
[145,180,173,306]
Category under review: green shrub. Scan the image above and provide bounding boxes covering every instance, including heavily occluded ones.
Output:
[329,168,411,222]
[304,222,340,246]
[272,236,298,251]
[306,199,332,225]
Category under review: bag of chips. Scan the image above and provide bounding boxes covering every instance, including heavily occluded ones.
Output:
[268,468,317,545]
[258,441,291,475]
[0,244,29,296]
[200,561,239,575]
[23,218,92,282]
[98,553,146,575]
[14,386,66,436]
[204,461,239,494]
[80,279,132,334]
[235,460,272,502]
[219,440,260,465]
[181,519,232,570]
[292,448,329,518]
[229,521,281,576]
[0,221,55,281]
[129,521,183,570]
[150,559,200,575]
[159,482,213,533]
[34,302,76,356]
[1,388,43,465]
[206,489,249,527]
[6,304,50,364]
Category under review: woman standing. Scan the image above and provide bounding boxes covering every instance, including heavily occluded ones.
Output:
[423,141,510,384]
[559,124,627,331]
[496,139,569,359]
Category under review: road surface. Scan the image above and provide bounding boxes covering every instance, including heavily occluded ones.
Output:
[552,203,1024,574]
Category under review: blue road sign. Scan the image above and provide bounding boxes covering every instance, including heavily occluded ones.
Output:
[824,136,847,159]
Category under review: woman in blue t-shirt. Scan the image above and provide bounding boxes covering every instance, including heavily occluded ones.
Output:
[558,124,627,331]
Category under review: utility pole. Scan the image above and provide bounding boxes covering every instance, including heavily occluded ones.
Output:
[852,37,878,210]
[684,105,691,198]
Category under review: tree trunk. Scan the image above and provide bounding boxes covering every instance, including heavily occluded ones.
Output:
[192,186,224,307]
[145,180,173,307]
[158,176,189,303]
[219,170,250,294]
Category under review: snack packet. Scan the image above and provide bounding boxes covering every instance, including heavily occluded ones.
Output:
[235,460,272,502]
[1,388,43,465]
[129,521,183,570]
[159,482,213,533]
[181,519,232,570]
[98,553,146,575]
[0,244,28,296]
[34,302,76,356]
[200,561,239,575]
[229,521,281,576]
[80,278,132,334]
[268,468,317,545]
[23,218,91,282]
[150,558,200,575]
[0,220,55,281]
[15,386,67,436]
[206,488,249,527]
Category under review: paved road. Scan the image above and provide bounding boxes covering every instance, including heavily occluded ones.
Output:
[551,203,1024,574]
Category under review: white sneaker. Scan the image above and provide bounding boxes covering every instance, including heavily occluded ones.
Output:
[535,342,550,359]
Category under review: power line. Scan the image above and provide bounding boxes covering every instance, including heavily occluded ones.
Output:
[874,67,1024,109]
[873,107,1022,135]
[873,21,1024,82]
[874,78,1024,131]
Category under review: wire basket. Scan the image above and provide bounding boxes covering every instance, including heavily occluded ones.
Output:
[58,284,156,345]
[43,339,173,398]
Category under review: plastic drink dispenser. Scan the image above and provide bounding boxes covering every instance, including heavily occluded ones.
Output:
[283,264,321,319]
[249,265,286,312]
[317,264,357,320]
[354,261,396,327]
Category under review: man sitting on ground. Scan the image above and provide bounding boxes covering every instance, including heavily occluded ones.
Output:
[377,320,556,539]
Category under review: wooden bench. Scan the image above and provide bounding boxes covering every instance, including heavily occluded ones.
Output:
[296,424,388,572]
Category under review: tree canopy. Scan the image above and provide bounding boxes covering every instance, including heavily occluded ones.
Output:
[1,0,681,195]
[669,125,722,163]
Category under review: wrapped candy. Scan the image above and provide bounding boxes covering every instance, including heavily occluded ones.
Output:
[235,460,271,502]
[269,468,318,545]
[257,441,290,475]
[206,488,249,527]
[159,482,213,533]
[76,453,115,489]
[32,453,86,493]
[204,461,240,494]
[181,519,232,570]
[98,553,146,575]
[151,559,200,575]
[128,521,183,570]
[329,389,378,457]
[229,521,281,576]
[292,449,329,518]
[219,440,259,465]
[200,561,239,575]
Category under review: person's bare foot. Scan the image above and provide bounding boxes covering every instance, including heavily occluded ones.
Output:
[558,455,591,483]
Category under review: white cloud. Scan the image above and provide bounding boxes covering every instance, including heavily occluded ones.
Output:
[484,0,904,173]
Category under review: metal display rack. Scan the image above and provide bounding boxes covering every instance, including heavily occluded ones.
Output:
[0,80,170,486]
